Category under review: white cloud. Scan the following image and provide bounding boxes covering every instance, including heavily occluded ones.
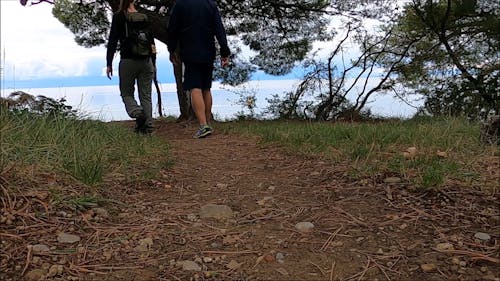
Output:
[0,1,106,80]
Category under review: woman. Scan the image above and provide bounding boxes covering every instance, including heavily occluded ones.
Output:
[106,0,156,134]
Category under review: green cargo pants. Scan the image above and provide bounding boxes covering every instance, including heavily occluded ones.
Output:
[118,58,154,120]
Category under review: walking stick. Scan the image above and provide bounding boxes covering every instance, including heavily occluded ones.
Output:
[152,55,163,117]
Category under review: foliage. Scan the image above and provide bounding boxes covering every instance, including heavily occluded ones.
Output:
[1,91,78,118]
[377,0,499,119]
[52,0,109,47]
[230,87,258,120]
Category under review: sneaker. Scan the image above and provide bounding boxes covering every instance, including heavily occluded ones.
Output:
[193,125,212,139]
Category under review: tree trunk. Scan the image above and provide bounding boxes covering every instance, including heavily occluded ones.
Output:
[142,7,196,121]
[173,62,194,121]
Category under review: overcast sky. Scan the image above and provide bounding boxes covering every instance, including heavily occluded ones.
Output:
[0,1,173,88]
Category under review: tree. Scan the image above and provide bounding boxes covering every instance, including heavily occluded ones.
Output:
[378,0,499,119]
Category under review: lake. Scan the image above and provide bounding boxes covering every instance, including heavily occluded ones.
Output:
[4,80,420,121]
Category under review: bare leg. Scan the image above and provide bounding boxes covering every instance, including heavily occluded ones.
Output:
[202,89,212,124]
[191,88,207,125]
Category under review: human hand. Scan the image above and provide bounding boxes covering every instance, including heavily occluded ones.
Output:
[106,66,113,80]
[221,57,229,68]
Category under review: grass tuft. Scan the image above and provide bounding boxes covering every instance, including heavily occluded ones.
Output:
[1,110,171,186]
[218,117,497,189]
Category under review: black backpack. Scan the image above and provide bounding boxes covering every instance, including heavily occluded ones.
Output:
[124,12,153,58]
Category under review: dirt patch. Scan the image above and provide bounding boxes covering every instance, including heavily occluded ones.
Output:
[1,120,499,281]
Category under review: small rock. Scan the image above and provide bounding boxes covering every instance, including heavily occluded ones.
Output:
[295,222,315,233]
[47,265,62,278]
[203,257,213,263]
[57,233,80,244]
[474,232,491,241]
[32,257,41,265]
[263,254,275,262]
[32,244,50,255]
[92,208,109,218]
[24,269,46,281]
[436,242,454,251]
[480,266,488,273]
[436,150,447,158]
[177,260,201,271]
[275,252,285,263]
[421,263,437,272]
[406,147,418,157]
[200,204,234,220]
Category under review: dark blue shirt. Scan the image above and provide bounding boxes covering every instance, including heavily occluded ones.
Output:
[167,0,230,63]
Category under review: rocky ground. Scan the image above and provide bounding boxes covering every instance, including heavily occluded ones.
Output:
[1,120,499,281]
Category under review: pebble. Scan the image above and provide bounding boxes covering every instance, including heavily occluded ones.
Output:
[436,242,454,251]
[57,233,81,244]
[47,264,63,277]
[474,232,491,241]
[32,244,50,255]
[92,208,109,218]
[199,204,234,220]
[421,263,437,272]
[275,252,285,263]
[177,260,201,271]
[295,222,315,233]
[24,269,46,281]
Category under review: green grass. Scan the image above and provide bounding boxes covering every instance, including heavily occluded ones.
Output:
[0,111,171,186]
[218,117,496,189]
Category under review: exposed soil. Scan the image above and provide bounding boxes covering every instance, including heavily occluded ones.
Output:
[1,120,499,281]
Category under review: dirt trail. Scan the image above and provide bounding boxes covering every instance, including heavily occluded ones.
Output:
[1,120,499,281]
[98,121,498,280]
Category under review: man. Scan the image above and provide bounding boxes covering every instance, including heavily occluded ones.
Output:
[167,0,230,138]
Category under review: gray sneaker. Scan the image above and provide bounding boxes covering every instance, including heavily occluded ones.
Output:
[193,125,212,139]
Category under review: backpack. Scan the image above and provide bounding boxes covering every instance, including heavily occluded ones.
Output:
[124,12,153,58]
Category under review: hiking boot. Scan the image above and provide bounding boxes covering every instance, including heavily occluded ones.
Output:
[135,117,153,135]
[193,125,212,139]
[134,116,147,133]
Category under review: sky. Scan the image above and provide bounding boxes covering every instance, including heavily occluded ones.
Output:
[0,0,172,90]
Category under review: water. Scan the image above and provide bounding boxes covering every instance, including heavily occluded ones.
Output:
[6,80,420,121]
